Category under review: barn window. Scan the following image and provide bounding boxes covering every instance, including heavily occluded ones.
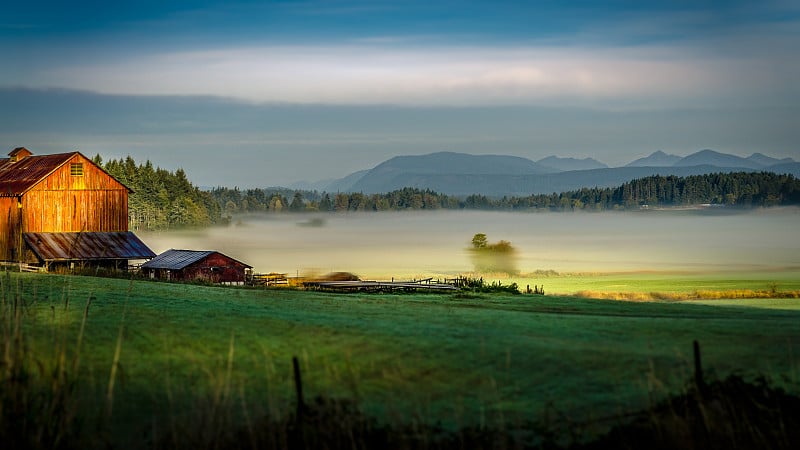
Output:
[70,163,84,176]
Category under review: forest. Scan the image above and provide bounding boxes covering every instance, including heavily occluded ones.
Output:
[97,154,800,230]
[212,172,800,214]
[94,155,224,230]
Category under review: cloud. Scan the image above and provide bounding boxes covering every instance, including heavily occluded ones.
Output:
[3,1,797,109]
[3,1,797,187]
[3,87,798,187]
[11,41,796,109]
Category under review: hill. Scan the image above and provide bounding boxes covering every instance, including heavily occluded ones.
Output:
[349,165,794,197]
[346,152,551,193]
[673,149,765,169]
[536,155,608,171]
[625,150,682,167]
[746,152,795,167]
[318,150,798,197]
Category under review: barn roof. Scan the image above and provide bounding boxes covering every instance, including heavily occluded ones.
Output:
[0,150,130,196]
[24,232,157,262]
[0,152,78,196]
[142,249,252,270]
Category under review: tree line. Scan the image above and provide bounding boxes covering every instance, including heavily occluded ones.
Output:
[94,155,224,230]
[211,172,800,214]
[210,186,459,215]
[95,154,800,231]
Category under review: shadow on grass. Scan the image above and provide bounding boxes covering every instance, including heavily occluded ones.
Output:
[575,374,800,450]
[153,374,800,450]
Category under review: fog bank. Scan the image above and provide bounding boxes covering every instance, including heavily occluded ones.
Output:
[138,209,800,278]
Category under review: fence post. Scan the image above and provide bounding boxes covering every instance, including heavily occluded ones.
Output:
[693,340,707,397]
[293,356,305,416]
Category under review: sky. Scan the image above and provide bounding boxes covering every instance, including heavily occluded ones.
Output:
[1,0,799,187]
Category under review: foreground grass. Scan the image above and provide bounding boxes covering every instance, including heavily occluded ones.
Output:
[4,271,800,448]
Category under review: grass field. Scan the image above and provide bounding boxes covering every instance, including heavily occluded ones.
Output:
[507,268,800,297]
[4,270,800,448]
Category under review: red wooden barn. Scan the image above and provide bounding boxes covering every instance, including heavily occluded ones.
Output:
[141,249,252,284]
[0,147,155,269]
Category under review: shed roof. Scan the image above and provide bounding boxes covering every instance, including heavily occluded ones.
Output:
[24,232,157,262]
[0,150,130,196]
[142,249,252,270]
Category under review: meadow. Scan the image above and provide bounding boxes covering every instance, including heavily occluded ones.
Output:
[3,270,800,449]
[510,269,800,300]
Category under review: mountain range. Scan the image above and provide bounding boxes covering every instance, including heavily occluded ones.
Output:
[292,149,799,197]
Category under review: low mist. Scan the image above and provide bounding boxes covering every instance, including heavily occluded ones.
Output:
[138,209,800,279]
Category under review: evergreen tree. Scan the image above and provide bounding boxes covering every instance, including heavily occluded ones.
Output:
[318,193,333,211]
[203,172,800,216]
[289,192,305,211]
[100,155,224,230]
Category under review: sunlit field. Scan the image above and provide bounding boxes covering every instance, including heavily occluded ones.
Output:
[510,270,800,298]
[5,272,800,449]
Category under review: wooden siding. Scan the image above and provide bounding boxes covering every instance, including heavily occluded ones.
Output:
[0,197,22,261]
[0,153,130,261]
[22,190,128,232]
[26,154,127,191]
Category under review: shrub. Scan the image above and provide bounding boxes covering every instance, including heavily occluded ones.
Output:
[459,277,521,295]
[469,234,519,275]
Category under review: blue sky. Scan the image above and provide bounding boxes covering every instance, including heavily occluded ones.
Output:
[2,0,799,186]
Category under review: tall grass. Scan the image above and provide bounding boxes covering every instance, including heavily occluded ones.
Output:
[580,373,800,450]
[0,272,85,449]
[2,271,800,449]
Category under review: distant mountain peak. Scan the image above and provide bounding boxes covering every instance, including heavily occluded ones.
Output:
[625,150,682,167]
[674,149,764,169]
[536,155,608,171]
[369,151,548,175]
[695,148,721,156]
[295,149,800,197]
[746,152,796,167]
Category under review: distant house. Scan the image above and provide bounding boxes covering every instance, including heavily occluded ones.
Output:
[141,249,252,284]
[0,148,155,270]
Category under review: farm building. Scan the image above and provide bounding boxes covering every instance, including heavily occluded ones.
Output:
[141,249,252,284]
[0,147,155,270]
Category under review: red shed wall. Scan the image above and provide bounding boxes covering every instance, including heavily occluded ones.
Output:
[179,253,250,283]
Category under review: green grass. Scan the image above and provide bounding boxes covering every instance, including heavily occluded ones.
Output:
[689,298,800,310]
[509,269,800,296]
[5,271,800,448]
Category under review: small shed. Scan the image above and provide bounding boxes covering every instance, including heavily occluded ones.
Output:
[24,231,156,271]
[141,249,252,284]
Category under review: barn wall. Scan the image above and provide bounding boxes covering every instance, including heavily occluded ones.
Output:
[30,154,125,191]
[22,190,128,232]
[22,154,129,233]
[0,197,22,261]
[0,153,130,262]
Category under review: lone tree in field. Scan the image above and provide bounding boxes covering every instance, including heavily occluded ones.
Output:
[472,233,488,249]
[469,233,519,275]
